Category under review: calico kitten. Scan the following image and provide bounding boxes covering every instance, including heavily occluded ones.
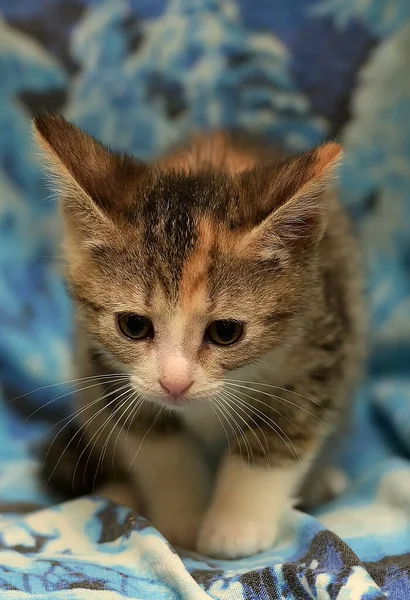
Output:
[34,116,364,558]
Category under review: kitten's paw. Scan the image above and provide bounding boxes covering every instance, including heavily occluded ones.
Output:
[96,482,139,512]
[197,509,278,559]
[153,510,203,551]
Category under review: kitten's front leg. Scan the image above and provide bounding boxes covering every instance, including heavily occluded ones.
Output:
[197,361,341,558]
[196,399,326,561]
[124,432,210,550]
[197,453,311,558]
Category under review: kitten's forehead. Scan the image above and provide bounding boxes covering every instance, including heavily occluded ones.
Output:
[178,217,214,313]
[113,171,287,315]
[142,171,236,231]
[135,172,238,303]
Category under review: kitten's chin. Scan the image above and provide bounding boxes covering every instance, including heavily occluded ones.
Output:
[146,393,195,410]
[146,390,216,411]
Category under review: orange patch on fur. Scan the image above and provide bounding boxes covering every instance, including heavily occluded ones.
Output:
[305,142,343,186]
[179,218,214,312]
[158,132,257,175]
[315,142,343,170]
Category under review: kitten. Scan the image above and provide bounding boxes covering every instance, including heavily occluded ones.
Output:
[34,116,365,558]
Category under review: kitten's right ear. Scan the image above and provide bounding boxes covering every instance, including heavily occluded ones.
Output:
[33,114,149,239]
[239,142,342,260]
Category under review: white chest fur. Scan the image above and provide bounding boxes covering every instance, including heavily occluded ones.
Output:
[181,401,224,449]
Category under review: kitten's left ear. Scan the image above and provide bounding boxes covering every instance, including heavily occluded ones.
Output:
[33,114,149,224]
[242,142,342,259]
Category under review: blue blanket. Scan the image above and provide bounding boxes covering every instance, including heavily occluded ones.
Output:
[1,0,410,597]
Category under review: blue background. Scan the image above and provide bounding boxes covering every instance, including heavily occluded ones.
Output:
[0,0,410,597]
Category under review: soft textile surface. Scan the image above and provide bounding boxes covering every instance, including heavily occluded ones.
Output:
[0,0,410,598]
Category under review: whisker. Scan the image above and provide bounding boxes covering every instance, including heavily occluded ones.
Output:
[219,390,264,466]
[76,385,134,487]
[25,378,126,422]
[226,390,310,440]
[97,392,137,478]
[224,383,305,434]
[44,382,130,467]
[225,382,334,432]
[9,373,130,404]
[41,381,129,448]
[227,379,328,410]
[92,393,136,491]
[220,390,270,466]
[127,407,164,472]
[216,395,253,466]
[213,396,242,462]
[222,389,300,462]
[45,389,125,489]
[210,396,231,457]
[111,390,143,473]
[125,394,146,445]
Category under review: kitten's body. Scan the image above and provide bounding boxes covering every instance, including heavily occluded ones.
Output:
[35,118,365,558]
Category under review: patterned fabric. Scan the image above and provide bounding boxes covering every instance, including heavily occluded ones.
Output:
[0,0,409,597]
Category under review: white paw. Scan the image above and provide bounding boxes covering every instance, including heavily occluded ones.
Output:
[197,509,278,559]
[152,509,203,551]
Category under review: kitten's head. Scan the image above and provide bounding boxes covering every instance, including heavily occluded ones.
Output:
[34,115,341,408]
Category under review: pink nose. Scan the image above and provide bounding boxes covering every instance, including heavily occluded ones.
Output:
[159,377,193,397]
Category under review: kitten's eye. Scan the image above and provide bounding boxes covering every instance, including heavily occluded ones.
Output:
[117,313,154,340]
[205,320,244,346]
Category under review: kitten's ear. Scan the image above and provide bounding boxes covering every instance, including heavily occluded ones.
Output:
[33,114,149,240]
[242,142,342,259]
